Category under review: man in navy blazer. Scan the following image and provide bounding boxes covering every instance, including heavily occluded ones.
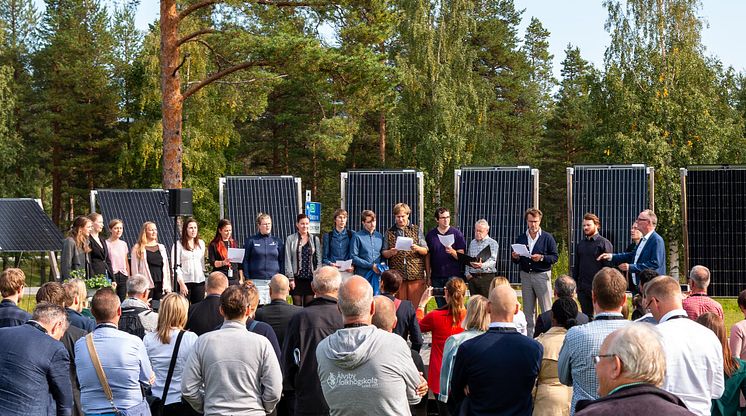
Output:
[449,285,543,416]
[0,302,73,416]
[598,209,666,287]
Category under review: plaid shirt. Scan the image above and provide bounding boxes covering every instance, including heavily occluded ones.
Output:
[0,299,31,328]
[682,292,724,321]
[558,313,630,415]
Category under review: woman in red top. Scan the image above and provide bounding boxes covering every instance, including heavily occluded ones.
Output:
[417,277,467,416]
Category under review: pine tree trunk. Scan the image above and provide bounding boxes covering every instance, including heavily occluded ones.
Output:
[51,143,62,226]
[379,111,386,165]
[160,0,183,190]
[668,239,679,280]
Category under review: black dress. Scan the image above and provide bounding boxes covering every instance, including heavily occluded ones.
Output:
[146,246,164,301]
[291,242,314,296]
[88,236,113,279]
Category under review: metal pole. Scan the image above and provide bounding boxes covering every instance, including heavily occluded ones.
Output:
[218,177,226,219]
[453,169,461,227]
[680,168,689,279]
[566,167,574,267]
[532,168,540,209]
[648,167,656,212]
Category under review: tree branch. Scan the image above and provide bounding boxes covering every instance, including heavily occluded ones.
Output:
[178,0,321,21]
[178,0,219,21]
[182,60,270,100]
[177,28,218,47]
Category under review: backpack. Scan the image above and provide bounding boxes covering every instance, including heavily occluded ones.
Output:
[119,305,152,339]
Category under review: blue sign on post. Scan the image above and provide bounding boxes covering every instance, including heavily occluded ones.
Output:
[305,202,321,234]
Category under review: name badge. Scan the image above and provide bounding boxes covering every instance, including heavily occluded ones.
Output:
[254,243,261,247]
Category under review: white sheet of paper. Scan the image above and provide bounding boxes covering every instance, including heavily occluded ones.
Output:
[437,234,455,248]
[511,244,532,258]
[335,259,353,270]
[255,281,271,305]
[227,248,245,263]
[395,236,414,251]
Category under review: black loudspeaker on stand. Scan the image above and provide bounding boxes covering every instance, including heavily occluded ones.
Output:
[168,188,193,300]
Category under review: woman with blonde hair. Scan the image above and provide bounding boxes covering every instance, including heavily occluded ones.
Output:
[106,218,130,301]
[439,295,490,406]
[61,216,93,280]
[131,221,171,304]
[417,277,467,416]
[143,293,199,415]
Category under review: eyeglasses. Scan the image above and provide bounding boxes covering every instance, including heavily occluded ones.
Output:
[644,297,657,310]
[592,354,616,364]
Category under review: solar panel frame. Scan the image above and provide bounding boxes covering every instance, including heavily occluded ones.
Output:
[454,167,538,283]
[221,176,303,246]
[341,170,424,235]
[0,198,64,252]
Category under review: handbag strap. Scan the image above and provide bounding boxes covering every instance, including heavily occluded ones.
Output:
[160,330,186,404]
[86,333,119,412]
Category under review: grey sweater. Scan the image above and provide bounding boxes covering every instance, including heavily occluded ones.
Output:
[316,325,421,416]
[181,320,282,415]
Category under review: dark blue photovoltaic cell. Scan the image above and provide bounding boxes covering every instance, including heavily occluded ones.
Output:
[568,166,649,276]
[0,199,64,251]
[224,176,301,246]
[686,167,746,297]
[95,189,175,251]
[456,167,535,283]
[343,170,421,235]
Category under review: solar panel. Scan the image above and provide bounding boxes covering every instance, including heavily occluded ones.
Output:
[93,189,176,251]
[342,170,424,234]
[454,167,538,283]
[683,166,746,296]
[222,176,302,245]
[0,198,64,251]
[567,165,651,274]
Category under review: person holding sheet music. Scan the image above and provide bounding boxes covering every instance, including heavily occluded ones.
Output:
[464,219,499,298]
[425,207,466,308]
[208,218,243,286]
[322,208,354,280]
[383,203,429,307]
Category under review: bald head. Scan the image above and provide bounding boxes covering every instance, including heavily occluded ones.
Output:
[312,266,342,297]
[338,276,374,324]
[206,272,229,295]
[269,274,290,300]
[372,296,397,332]
[488,285,519,323]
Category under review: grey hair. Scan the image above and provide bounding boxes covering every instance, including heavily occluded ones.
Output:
[689,265,711,290]
[606,323,666,387]
[32,302,69,329]
[554,275,576,298]
[474,219,490,230]
[641,209,658,226]
[127,274,149,296]
[311,266,342,295]
[339,279,374,318]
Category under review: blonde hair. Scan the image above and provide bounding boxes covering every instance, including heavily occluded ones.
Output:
[393,203,411,216]
[0,268,26,297]
[463,295,490,331]
[489,276,510,293]
[134,221,157,260]
[445,278,467,327]
[156,293,189,344]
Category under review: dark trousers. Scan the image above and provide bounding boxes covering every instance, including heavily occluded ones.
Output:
[277,390,295,416]
[164,399,201,416]
[467,273,495,298]
[432,276,450,308]
[186,282,205,304]
[114,272,128,302]
[578,290,594,317]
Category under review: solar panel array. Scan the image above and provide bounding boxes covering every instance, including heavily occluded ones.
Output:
[455,167,536,283]
[685,166,746,296]
[0,199,64,251]
[95,189,176,251]
[223,176,302,245]
[568,165,650,274]
[342,170,422,234]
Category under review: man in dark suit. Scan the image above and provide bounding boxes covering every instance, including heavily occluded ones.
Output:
[0,268,31,328]
[0,302,73,416]
[533,275,589,338]
[186,271,228,335]
[255,274,301,347]
[449,284,543,416]
[598,209,666,288]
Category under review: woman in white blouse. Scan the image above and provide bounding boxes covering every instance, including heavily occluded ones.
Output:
[143,293,199,416]
[171,218,206,304]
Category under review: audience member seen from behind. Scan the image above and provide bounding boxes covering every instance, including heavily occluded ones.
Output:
[696,312,746,416]
[630,269,660,322]
[316,276,427,416]
[0,267,31,328]
[533,275,588,338]
[416,277,467,416]
[644,275,724,416]
[144,293,199,416]
[208,218,243,285]
[75,288,155,415]
[185,271,228,336]
[322,209,355,279]
[0,302,72,416]
[574,324,694,416]
[119,274,158,338]
[171,217,207,304]
[61,215,92,280]
[131,221,172,303]
[448,285,543,415]
[181,284,282,415]
[255,274,301,347]
[683,265,724,321]
[63,278,95,333]
[87,212,113,282]
[244,281,281,359]
[379,269,423,352]
[286,213,323,306]
[106,219,130,301]
[489,276,528,335]
[438,295,490,405]
[729,289,746,362]
[425,207,466,308]
[533,297,579,416]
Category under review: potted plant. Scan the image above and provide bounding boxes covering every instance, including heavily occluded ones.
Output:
[68,270,112,297]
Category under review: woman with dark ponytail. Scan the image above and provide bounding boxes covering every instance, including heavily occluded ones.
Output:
[533,297,578,415]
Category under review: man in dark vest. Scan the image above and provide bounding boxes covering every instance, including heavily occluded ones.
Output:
[382,203,429,307]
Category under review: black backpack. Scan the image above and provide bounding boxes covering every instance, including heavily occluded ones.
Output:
[119,305,152,339]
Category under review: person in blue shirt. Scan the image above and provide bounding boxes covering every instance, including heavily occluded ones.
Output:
[351,210,385,291]
[322,208,354,279]
[242,213,284,283]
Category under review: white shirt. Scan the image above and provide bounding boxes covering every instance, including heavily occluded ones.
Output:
[143,329,199,405]
[526,229,542,253]
[657,309,724,416]
[633,230,655,264]
[172,240,206,284]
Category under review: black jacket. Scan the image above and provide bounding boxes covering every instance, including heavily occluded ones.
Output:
[533,309,589,338]
[185,294,223,336]
[381,293,423,352]
[281,296,343,416]
[255,299,302,347]
[511,231,559,273]
[576,383,694,415]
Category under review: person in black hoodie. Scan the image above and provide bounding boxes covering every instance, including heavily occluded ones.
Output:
[281,266,343,416]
